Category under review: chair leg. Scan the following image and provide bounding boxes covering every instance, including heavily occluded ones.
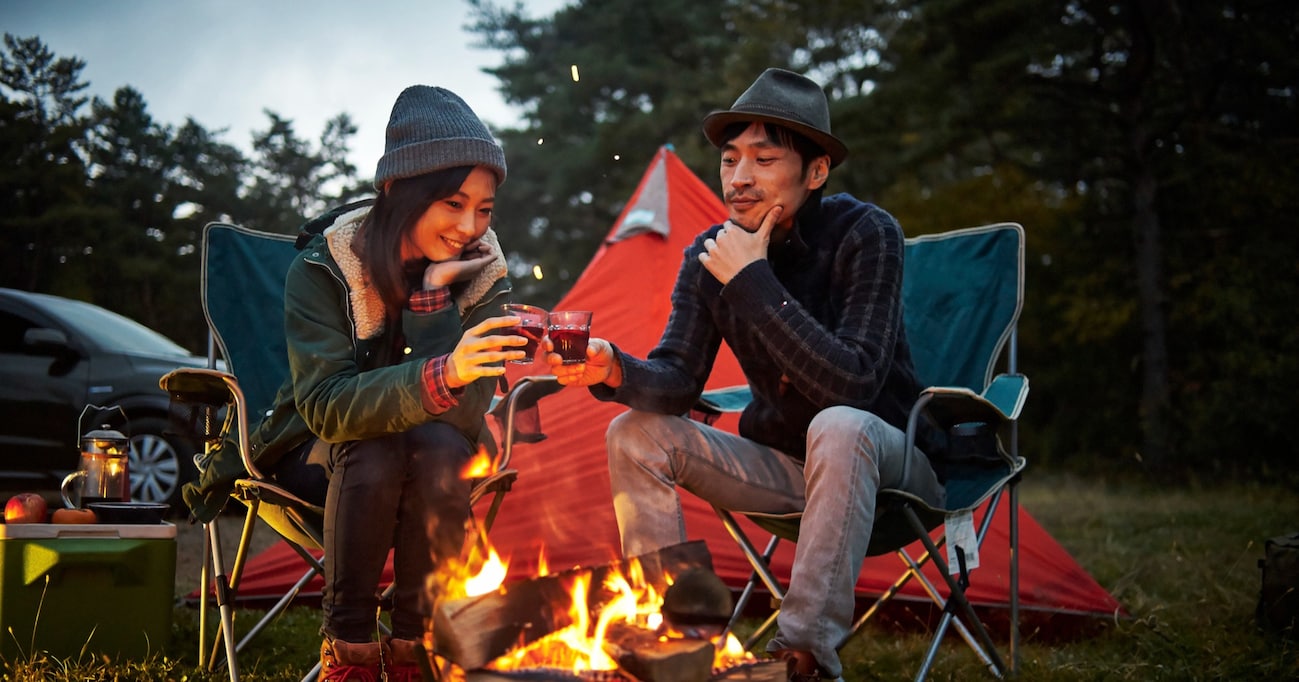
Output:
[206,519,242,682]
[481,488,507,534]
[895,547,997,674]
[849,539,994,664]
[235,565,318,652]
[917,610,959,681]
[715,508,787,599]
[209,501,262,673]
[715,508,788,650]
[200,521,212,666]
[844,545,932,649]
[902,507,1006,678]
[1008,477,1020,677]
[723,534,781,650]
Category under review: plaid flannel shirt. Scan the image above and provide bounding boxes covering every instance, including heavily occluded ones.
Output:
[410,286,463,411]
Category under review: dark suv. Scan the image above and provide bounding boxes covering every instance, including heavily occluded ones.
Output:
[0,288,212,510]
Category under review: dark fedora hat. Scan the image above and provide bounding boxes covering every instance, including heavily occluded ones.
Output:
[702,68,848,168]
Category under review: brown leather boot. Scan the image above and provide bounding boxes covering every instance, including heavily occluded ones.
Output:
[319,638,383,681]
[383,637,425,682]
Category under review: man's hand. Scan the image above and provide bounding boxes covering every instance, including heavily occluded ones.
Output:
[444,315,526,388]
[545,337,622,388]
[423,239,498,289]
[697,205,782,285]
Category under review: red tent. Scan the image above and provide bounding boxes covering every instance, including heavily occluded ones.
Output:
[228,147,1123,629]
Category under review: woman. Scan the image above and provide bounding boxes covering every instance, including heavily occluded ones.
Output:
[259,85,526,680]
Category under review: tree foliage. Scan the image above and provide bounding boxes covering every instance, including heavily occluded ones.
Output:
[466,0,752,303]
[3,0,1296,482]
[468,0,1297,480]
[0,33,362,352]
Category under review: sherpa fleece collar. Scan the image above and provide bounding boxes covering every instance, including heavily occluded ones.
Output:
[322,205,508,339]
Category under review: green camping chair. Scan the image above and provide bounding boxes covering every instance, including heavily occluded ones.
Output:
[161,221,559,681]
[696,222,1028,680]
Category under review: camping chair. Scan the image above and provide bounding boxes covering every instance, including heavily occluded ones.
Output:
[162,221,560,681]
[697,222,1028,680]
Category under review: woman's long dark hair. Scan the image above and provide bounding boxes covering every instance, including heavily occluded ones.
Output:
[355,166,475,321]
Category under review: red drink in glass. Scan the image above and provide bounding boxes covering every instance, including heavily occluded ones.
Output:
[512,322,546,359]
[547,310,593,365]
[501,304,549,365]
[549,327,590,364]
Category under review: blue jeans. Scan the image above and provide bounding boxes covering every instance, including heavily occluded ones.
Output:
[606,406,945,677]
[276,421,474,642]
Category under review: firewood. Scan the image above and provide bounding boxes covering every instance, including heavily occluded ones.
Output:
[602,622,714,682]
[620,540,715,595]
[433,541,715,671]
[433,568,579,671]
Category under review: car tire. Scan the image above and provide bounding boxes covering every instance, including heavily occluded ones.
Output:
[126,416,197,514]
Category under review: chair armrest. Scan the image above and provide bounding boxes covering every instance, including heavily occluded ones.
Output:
[920,373,1029,428]
[159,367,261,480]
[696,385,753,414]
[981,373,1028,420]
[160,367,238,407]
[494,375,563,470]
[904,374,1029,479]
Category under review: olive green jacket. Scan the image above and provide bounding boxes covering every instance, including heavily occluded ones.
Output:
[183,205,511,521]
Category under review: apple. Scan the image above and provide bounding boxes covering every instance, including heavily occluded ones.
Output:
[4,492,49,524]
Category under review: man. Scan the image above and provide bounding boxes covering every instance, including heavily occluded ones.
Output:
[547,68,947,682]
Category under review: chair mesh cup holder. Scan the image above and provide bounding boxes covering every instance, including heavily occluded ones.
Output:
[946,421,1000,466]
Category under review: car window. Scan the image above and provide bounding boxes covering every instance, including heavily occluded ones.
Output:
[0,311,34,354]
[40,296,194,357]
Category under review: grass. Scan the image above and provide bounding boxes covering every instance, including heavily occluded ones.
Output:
[3,472,1298,680]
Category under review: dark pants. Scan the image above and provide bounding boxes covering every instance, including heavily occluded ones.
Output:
[275,421,474,642]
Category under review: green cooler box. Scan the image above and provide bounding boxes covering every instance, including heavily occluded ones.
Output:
[0,521,176,661]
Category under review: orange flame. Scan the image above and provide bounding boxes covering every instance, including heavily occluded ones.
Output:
[483,557,723,674]
[442,534,756,674]
[487,569,635,672]
[460,445,496,479]
[715,631,754,670]
[536,546,550,577]
[464,545,508,597]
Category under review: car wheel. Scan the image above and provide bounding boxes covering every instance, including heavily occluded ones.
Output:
[126,416,196,513]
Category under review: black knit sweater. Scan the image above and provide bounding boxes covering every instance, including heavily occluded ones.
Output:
[593,193,945,465]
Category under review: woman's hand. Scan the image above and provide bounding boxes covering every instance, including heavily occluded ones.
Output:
[443,315,527,388]
[546,337,622,388]
[423,239,498,289]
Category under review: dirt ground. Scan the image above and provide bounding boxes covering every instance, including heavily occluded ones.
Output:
[173,511,282,599]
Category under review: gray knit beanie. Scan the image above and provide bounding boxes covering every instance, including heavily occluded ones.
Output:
[373,85,507,190]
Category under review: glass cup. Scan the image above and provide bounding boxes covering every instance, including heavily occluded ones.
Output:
[501,303,549,364]
[547,310,593,365]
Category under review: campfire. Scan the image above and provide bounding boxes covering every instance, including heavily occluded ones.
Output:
[421,525,786,681]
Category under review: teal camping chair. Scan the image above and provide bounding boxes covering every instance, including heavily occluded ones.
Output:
[698,222,1028,680]
[161,220,560,681]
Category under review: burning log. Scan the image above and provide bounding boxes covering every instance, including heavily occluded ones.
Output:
[433,567,574,671]
[433,541,714,671]
[602,622,714,682]
[465,670,630,681]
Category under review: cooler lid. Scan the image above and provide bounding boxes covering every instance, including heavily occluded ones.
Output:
[0,522,176,540]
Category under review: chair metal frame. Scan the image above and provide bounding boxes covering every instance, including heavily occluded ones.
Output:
[700,222,1028,680]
